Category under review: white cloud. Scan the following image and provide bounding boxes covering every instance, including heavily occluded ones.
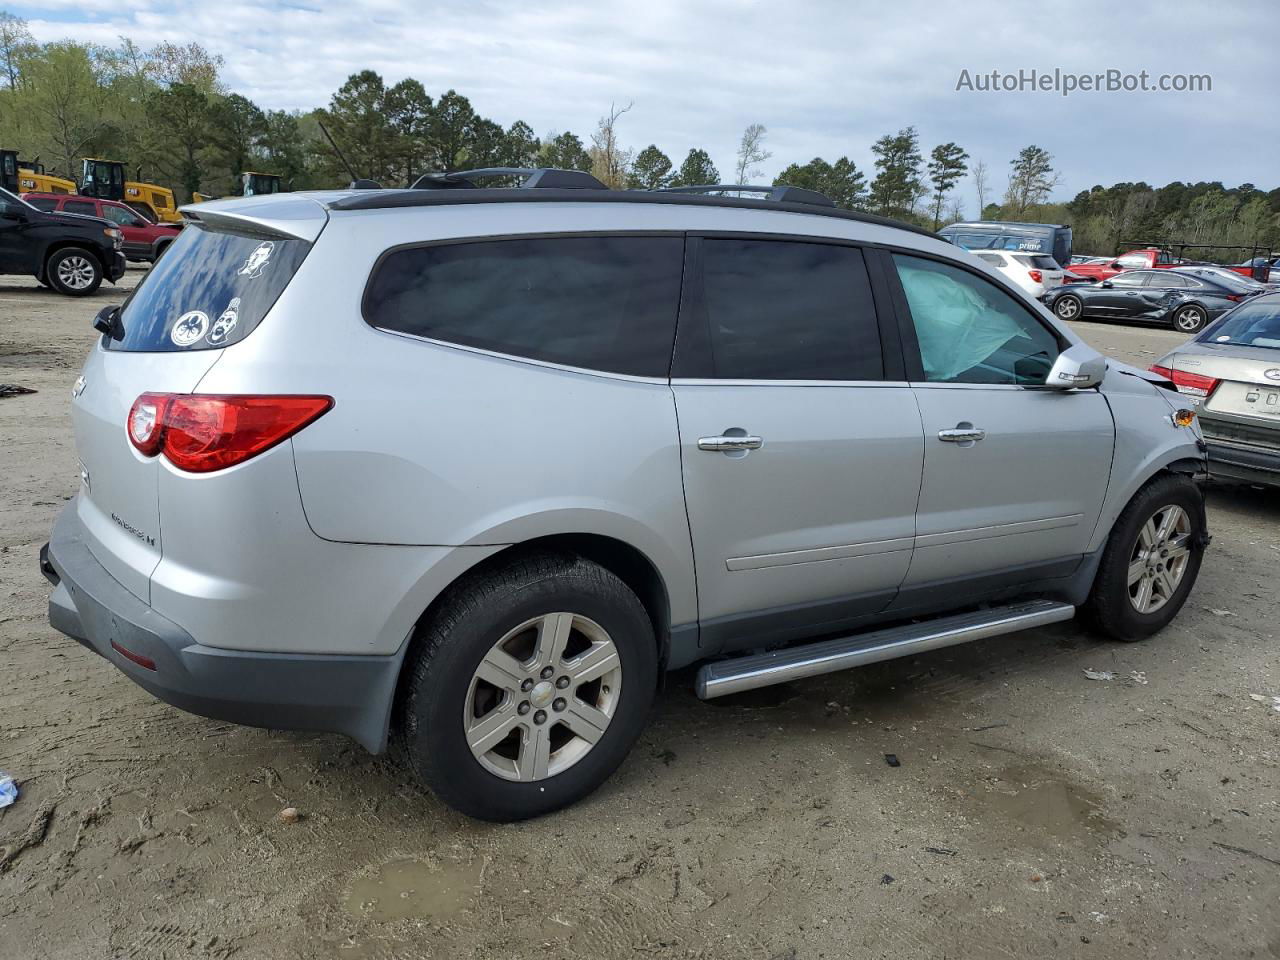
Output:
[14,0,1274,198]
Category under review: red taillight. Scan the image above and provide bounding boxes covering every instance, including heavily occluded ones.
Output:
[1149,364,1220,399]
[1028,269,1043,283]
[1226,294,1244,302]
[127,394,333,473]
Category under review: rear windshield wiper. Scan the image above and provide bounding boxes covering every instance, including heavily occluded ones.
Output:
[93,304,124,341]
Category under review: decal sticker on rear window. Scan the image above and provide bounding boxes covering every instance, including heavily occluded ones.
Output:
[170,310,210,346]
[207,298,241,345]
[238,241,275,278]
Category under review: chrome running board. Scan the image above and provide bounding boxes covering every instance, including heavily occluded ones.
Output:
[695,599,1075,700]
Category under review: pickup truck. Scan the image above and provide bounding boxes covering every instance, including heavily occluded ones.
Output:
[0,186,127,295]
[1071,248,1270,283]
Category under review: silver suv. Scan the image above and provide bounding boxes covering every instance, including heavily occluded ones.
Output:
[42,169,1210,821]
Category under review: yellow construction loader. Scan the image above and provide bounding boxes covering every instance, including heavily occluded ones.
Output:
[80,158,182,223]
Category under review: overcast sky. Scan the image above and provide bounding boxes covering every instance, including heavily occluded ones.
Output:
[12,0,1274,206]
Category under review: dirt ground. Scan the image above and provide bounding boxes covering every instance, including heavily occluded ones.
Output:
[1,268,1277,960]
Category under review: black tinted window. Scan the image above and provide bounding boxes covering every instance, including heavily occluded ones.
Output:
[365,236,684,377]
[26,196,57,211]
[697,238,882,380]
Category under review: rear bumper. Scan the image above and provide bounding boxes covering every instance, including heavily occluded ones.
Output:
[1205,439,1280,488]
[42,503,403,753]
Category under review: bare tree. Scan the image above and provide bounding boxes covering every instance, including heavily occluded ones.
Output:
[945,195,965,225]
[971,159,989,216]
[589,101,633,189]
[734,123,771,184]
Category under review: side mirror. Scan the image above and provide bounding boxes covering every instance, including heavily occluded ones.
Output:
[0,205,26,222]
[1044,344,1106,390]
[1099,279,1113,288]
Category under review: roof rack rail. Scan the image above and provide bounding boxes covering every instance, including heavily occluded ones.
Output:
[410,167,608,191]
[658,184,836,208]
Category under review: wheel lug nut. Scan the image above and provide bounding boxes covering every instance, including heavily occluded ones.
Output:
[520,679,534,692]
[534,710,547,724]
[553,698,566,712]
[540,666,554,680]
[518,701,531,715]
[556,676,570,689]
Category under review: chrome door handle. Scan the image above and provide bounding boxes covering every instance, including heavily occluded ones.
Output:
[938,427,986,443]
[698,435,763,452]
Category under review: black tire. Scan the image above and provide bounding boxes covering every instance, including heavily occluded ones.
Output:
[1053,294,1083,322]
[45,247,103,297]
[1171,303,1207,334]
[1084,473,1206,642]
[397,552,657,821]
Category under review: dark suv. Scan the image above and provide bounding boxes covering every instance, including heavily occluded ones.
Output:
[0,186,127,296]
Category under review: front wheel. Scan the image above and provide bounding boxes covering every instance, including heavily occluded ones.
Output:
[1053,294,1083,321]
[397,553,657,821]
[1172,304,1207,333]
[45,247,102,296]
[1085,474,1206,641]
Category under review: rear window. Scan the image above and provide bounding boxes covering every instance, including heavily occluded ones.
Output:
[111,224,310,352]
[1014,255,1059,270]
[364,235,685,377]
[1201,296,1280,347]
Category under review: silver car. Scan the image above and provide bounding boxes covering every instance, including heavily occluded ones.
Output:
[42,170,1210,821]
[1152,291,1280,487]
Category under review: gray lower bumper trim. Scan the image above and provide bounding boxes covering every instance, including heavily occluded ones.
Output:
[43,502,403,753]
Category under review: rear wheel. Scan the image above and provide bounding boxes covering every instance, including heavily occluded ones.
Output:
[1053,294,1083,321]
[397,552,657,821]
[1172,304,1207,333]
[1085,474,1206,641]
[45,247,102,296]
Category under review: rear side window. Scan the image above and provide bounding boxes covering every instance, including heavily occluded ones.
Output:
[25,196,57,211]
[695,238,883,380]
[112,224,310,351]
[365,236,685,377]
[63,199,98,217]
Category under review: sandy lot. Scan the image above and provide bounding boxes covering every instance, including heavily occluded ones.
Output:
[1,270,1277,960]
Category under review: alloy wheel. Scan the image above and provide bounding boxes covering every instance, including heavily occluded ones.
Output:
[56,256,95,291]
[1127,504,1192,614]
[464,612,622,782]
[1174,307,1205,332]
[1056,297,1080,320]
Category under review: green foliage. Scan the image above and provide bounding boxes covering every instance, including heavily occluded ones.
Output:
[629,144,673,190]
[869,127,924,220]
[669,148,719,187]
[773,156,867,209]
[926,141,968,229]
[1004,145,1058,218]
[539,131,592,172]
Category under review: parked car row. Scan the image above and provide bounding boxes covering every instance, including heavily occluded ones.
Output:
[22,192,181,263]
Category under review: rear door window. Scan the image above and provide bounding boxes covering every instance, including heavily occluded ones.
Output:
[690,238,883,381]
[63,199,99,217]
[25,196,57,212]
[364,235,685,377]
[111,224,311,351]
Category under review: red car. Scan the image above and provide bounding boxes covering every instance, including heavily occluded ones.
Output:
[21,192,181,263]
[1071,247,1268,283]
